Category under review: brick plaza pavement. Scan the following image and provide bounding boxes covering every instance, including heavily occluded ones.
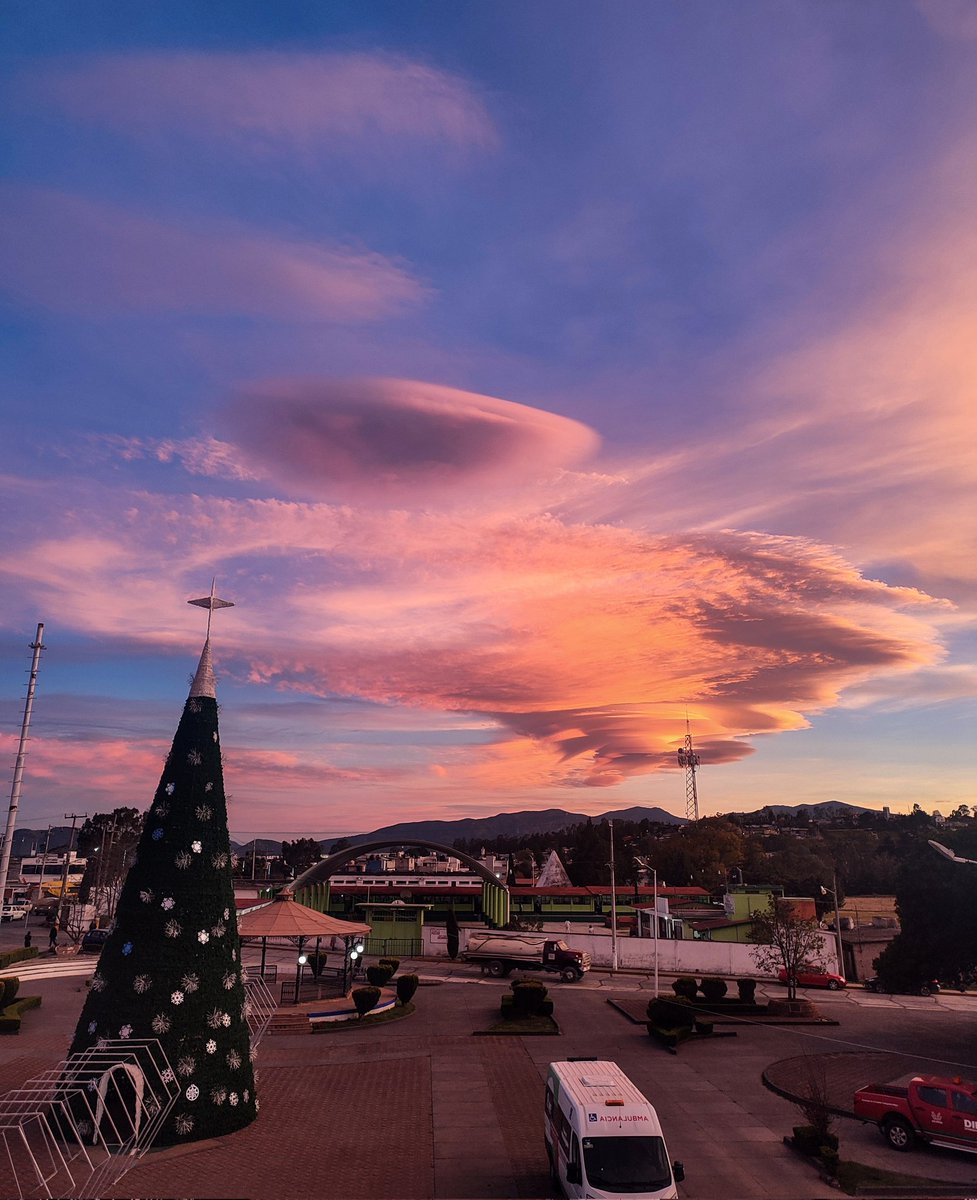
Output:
[3,952,976,1198]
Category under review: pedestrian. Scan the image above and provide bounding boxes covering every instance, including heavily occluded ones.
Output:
[23,929,31,950]
[48,923,58,953]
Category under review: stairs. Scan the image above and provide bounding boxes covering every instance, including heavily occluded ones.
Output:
[267,1009,311,1035]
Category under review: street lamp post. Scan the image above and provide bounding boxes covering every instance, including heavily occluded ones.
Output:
[819,872,845,979]
[653,867,659,999]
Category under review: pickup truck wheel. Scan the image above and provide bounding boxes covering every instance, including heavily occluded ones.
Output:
[560,967,581,983]
[487,960,506,978]
[883,1117,915,1151]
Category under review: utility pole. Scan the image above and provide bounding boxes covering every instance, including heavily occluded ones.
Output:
[0,623,45,905]
[37,824,53,903]
[55,812,87,932]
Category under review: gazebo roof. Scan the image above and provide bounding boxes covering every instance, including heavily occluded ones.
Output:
[237,889,371,939]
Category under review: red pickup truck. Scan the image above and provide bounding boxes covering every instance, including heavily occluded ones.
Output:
[853,1075,977,1154]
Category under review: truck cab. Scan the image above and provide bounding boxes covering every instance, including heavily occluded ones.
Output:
[545,1059,684,1199]
[854,1075,977,1154]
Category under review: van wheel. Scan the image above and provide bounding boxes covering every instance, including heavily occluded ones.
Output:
[487,960,506,978]
[560,967,580,983]
[883,1117,914,1151]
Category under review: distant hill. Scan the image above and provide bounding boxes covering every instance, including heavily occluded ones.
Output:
[722,800,875,820]
[230,838,285,857]
[341,805,684,850]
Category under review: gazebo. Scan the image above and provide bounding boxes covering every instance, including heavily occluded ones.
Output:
[238,889,371,1002]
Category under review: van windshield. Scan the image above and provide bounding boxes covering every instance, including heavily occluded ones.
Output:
[582,1135,671,1193]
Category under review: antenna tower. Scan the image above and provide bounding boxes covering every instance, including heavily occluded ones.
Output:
[677,718,701,822]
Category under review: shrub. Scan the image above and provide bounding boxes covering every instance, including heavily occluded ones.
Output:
[792,1125,821,1156]
[0,948,38,971]
[819,1146,839,1176]
[646,996,695,1029]
[366,965,394,988]
[0,994,41,1034]
[378,958,400,977]
[511,979,549,1014]
[699,977,728,1002]
[396,974,419,1006]
[672,976,698,1000]
[352,986,382,1019]
[736,978,757,1003]
[1,978,20,1008]
[306,951,329,979]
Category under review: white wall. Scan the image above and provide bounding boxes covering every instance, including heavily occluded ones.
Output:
[423,924,840,979]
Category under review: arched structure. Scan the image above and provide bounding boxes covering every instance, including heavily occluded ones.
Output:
[291,839,510,927]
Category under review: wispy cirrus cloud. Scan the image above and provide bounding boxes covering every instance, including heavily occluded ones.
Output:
[0,187,424,320]
[26,51,498,158]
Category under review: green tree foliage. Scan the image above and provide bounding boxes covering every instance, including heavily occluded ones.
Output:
[874,830,977,989]
[76,808,144,906]
[281,837,322,873]
[68,688,256,1145]
[750,898,826,1001]
[567,819,607,886]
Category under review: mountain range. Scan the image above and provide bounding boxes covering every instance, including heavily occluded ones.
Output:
[8,801,878,862]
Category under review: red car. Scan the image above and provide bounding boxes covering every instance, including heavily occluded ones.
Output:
[777,964,846,990]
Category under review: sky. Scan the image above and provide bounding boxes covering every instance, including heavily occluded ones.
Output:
[1,1,976,842]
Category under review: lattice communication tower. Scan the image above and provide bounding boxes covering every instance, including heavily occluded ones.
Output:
[676,720,701,822]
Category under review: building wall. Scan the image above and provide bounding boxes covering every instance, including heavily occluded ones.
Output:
[422,925,840,978]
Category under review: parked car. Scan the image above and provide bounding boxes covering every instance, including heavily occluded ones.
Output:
[80,928,111,953]
[0,902,31,922]
[777,964,846,990]
[863,977,941,996]
[854,1074,977,1153]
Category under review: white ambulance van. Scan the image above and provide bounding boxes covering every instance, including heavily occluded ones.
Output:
[545,1059,684,1199]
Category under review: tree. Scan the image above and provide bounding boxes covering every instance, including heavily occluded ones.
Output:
[76,808,144,916]
[281,838,322,873]
[446,907,459,960]
[750,898,826,1001]
[874,830,977,989]
[68,648,257,1145]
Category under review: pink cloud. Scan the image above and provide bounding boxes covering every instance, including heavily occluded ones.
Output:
[220,377,601,501]
[30,51,498,156]
[0,187,423,320]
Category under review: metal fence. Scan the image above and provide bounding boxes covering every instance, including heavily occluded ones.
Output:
[364,937,422,958]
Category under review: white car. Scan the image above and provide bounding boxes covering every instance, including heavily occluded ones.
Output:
[0,902,32,921]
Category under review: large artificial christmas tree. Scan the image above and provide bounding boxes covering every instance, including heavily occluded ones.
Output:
[69,592,257,1144]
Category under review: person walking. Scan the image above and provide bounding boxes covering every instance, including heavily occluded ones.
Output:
[48,923,58,953]
[23,929,32,950]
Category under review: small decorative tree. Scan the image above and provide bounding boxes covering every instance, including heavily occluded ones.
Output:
[446,908,459,960]
[396,974,418,1006]
[352,986,381,1019]
[750,898,826,1001]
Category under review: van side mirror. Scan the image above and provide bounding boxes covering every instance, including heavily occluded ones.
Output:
[672,1161,685,1183]
[566,1164,582,1185]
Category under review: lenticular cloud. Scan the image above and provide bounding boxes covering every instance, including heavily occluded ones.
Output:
[221,378,601,502]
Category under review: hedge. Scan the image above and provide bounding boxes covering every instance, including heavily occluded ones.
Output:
[0,994,41,1034]
[0,947,39,971]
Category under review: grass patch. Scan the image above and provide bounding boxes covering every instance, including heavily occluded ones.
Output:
[476,1013,560,1036]
[835,1158,959,1195]
[310,1001,414,1033]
